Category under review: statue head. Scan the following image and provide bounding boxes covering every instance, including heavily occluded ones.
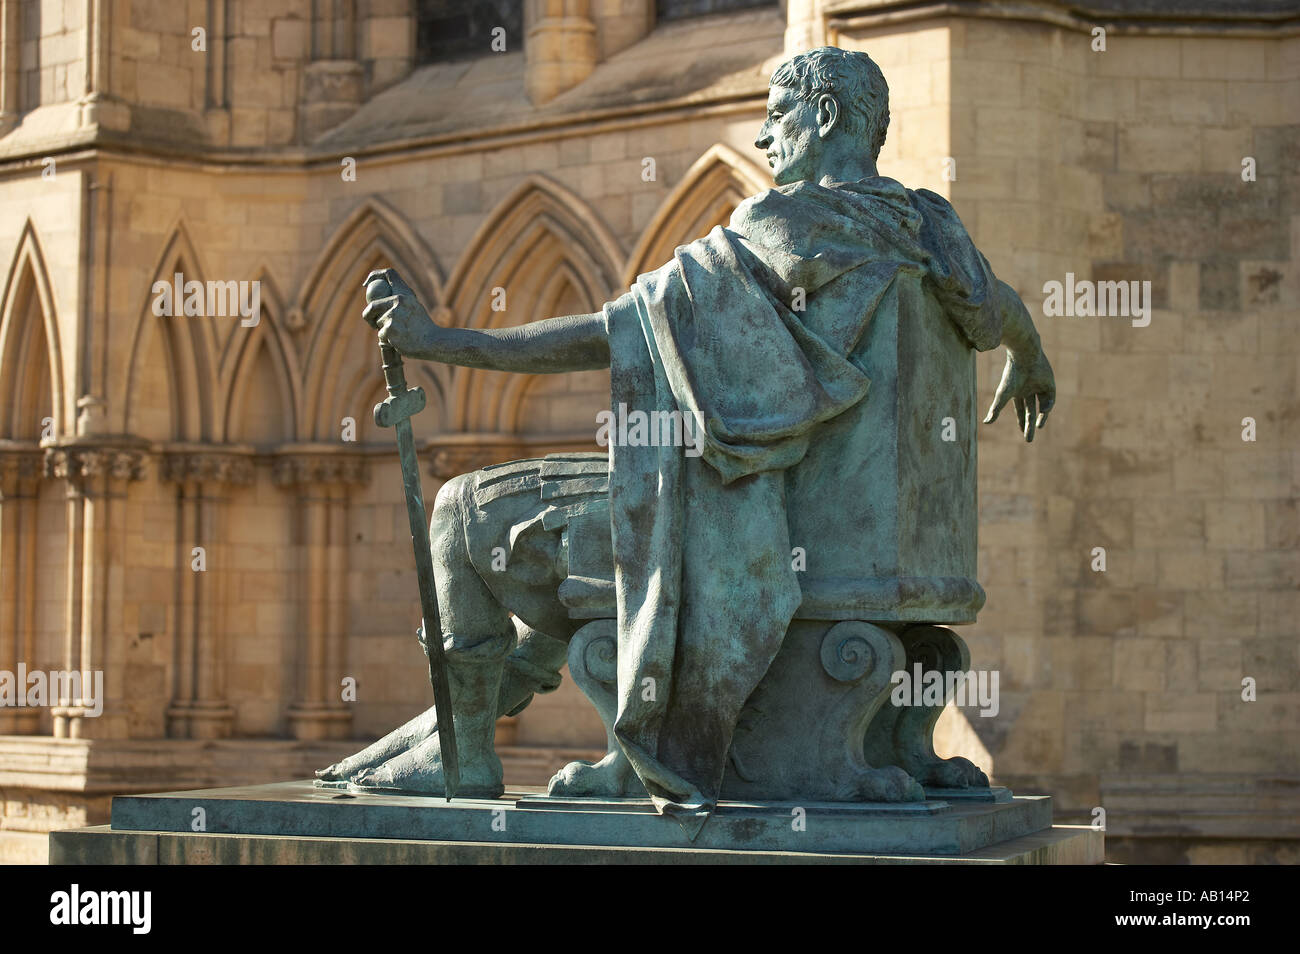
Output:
[757,47,890,187]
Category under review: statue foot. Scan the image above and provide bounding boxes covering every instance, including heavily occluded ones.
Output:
[911,756,989,789]
[851,765,925,803]
[316,705,439,781]
[316,621,563,782]
[548,751,643,798]
[314,676,533,783]
[348,730,505,799]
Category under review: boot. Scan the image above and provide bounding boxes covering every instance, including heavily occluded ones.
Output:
[348,632,510,798]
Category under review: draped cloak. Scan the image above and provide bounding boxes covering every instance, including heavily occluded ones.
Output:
[601,177,1004,836]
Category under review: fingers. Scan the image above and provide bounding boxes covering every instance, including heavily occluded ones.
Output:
[983,394,1003,424]
[1023,393,1037,442]
[362,295,400,329]
[362,267,412,293]
[379,268,416,299]
[1013,395,1026,436]
[983,377,1015,424]
[1035,393,1054,430]
[362,269,415,313]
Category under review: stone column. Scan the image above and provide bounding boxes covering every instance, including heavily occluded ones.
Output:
[312,0,356,60]
[161,452,254,739]
[200,0,231,142]
[77,0,129,130]
[525,0,598,105]
[274,453,368,740]
[785,0,826,55]
[0,0,19,134]
[0,446,43,733]
[301,0,362,141]
[205,0,230,109]
[43,444,146,739]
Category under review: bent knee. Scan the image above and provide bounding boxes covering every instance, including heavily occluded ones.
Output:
[430,472,475,532]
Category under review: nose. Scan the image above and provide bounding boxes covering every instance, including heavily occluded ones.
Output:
[755,126,772,150]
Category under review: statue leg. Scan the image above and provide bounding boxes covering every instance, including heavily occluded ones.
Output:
[329,466,583,794]
[863,624,989,789]
[315,618,565,783]
[548,619,643,798]
[315,705,437,783]
[349,627,514,797]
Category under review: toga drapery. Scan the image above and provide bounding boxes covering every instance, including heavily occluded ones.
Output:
[601,177,1004,835]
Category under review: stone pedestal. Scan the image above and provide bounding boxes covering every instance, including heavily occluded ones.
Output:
[49,780,1103,865]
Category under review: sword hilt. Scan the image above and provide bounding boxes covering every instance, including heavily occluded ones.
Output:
[380,342,408,395]
[374,342,426,428]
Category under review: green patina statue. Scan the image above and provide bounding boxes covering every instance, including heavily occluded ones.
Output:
[317,46,1055,836]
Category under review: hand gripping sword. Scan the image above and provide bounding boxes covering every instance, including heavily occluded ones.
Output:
[373,340,459,800]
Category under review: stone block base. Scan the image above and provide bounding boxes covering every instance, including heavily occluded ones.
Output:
[51,823,1102,864]
[46,780,1103,864]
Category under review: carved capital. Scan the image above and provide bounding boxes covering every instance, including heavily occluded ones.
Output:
[43,447,147,483]
[160,452,256,486]
[271,455,370,489]
[427,443,525,480]
[0,446,44,498]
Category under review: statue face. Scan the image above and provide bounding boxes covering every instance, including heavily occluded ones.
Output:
[755,85,823,187]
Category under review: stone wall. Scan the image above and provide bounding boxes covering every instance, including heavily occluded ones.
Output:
[836,9,1299,861]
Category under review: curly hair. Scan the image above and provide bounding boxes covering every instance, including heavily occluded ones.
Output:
[769,47,890,162]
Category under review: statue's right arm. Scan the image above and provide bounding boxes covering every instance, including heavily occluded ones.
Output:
[362,268,609,373]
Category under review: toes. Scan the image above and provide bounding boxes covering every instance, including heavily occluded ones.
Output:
[351,767,378,786]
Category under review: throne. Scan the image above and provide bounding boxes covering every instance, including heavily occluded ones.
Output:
[549,267,993,802]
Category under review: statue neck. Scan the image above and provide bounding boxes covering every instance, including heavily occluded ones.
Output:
[814,145,879,187]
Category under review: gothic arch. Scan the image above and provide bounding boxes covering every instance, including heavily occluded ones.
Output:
[0,219,64,437]
[446,175,621,433]
[217,269,302,444]
[299,198,446,441]
[622,143,771,287]
[495,262,604,434]
[122,221,218,440]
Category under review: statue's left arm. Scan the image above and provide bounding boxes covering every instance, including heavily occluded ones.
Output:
[982,280,1055,442]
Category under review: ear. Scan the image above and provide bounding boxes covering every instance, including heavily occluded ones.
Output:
[816,93,841,137]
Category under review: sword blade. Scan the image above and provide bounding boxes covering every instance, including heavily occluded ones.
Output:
[393,416,460,799]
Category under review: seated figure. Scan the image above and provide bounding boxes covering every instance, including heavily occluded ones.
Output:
[318,47,1055,829]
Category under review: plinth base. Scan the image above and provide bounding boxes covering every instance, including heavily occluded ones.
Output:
[49,780,1103,864]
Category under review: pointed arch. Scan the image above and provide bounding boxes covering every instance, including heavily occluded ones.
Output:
[445,173,622,323]
[623,143,771,286]
[446,175,622,432]
[297,200,446,441]
[0,219,64,437]
[495,263,607,434]
[216,269,302,444]
[121,221,217,440]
